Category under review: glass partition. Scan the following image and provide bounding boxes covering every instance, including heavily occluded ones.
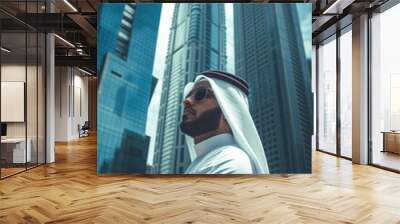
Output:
[38,32,45,165]
[317,35,337,154]
[339,27,352,158]
[0,1,46,179]
[371,3,400,171]
[27,31,38,169]
[1,31,28,177]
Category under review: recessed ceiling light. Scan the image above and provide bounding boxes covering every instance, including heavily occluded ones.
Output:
[1,47,11,53]
[54,34,75,48]
[63,0,78,12]
[78,67,93,76]
[322,0,354,15]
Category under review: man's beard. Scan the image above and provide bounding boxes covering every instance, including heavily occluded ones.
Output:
[180,106,222,138]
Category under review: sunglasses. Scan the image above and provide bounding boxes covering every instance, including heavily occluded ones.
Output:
[185,87,214,102]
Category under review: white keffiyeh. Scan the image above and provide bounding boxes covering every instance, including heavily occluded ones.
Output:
[183,75,270,174]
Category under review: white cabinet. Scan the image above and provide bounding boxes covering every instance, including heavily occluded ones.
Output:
[1,138,32,163]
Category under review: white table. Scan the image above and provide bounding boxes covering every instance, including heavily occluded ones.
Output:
[1,138,31,163]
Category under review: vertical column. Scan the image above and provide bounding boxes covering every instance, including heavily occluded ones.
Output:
[312,45,317,150]
[46,1,55,163]
[352,14,369,164]
[337,30,341,156]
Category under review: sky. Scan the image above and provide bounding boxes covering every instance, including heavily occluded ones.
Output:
[145,3,312,166]
[297,3,312,59]
[145,3,175,166]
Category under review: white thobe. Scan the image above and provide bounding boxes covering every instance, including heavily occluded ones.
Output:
[184,133,254,174]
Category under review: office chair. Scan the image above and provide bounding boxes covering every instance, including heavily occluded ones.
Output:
[79,121,90,138]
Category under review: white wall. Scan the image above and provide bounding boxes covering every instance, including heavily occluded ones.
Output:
[72,72,89,138]
[1,65,26,138]
[55,66,69,141]
[54,67,89,141]
[1,65,40,138]
[1,64,46,163]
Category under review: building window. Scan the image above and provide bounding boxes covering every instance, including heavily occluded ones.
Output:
[317,35,337,155]
[115,4,136,60]
[370,4,400,171]
[339,27,352,158]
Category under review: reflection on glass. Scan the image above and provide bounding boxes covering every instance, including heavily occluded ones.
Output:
[38,33,46,165]
[318,37,337,154]
[0,0,47,178]
[27,32,38,169]
[1,32,27,177]
[340,29,352,158]
[371,3,400,171]
[390,75,400,130]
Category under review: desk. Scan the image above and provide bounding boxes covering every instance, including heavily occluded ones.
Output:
[382,131,400,154]
[1,138,31,163]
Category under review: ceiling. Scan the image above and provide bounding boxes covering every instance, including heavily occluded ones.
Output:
[310,0,391,44]
[0,0,396,74]
[0,0,100,74]
[1,32,46,65]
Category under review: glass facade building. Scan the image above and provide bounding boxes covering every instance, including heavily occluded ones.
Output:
[152,3,227,174]
[234,4,312,173]
[97,3,161,173]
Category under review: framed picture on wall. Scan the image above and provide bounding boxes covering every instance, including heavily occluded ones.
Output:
[97,3,313,175]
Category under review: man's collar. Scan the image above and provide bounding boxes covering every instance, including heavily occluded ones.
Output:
[194,133,235,158]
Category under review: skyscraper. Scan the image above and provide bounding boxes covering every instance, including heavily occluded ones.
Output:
[153,3,227,174]
[97,3,161,173]
[234,4,313,173]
